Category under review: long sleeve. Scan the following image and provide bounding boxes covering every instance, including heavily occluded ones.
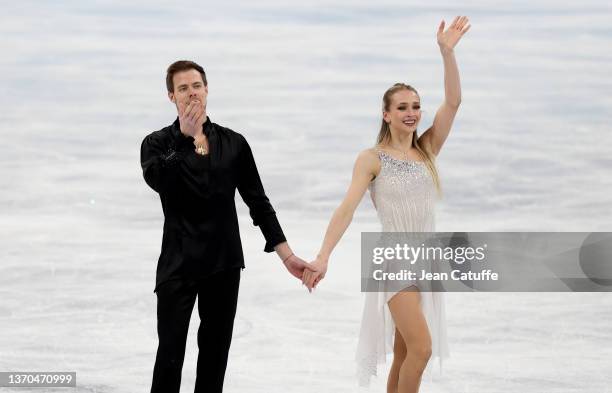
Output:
[140,133,188,195]
[236,135,286,252]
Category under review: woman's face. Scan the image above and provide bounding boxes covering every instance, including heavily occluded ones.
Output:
[383,89,421,134]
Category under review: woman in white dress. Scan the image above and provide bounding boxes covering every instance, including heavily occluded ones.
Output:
[302,16,471,392]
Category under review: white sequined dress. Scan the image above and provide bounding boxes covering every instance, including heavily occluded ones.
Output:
[355,149,449,386]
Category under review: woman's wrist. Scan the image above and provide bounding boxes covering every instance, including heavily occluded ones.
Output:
[317,252,330,264]
[439,46,454,55]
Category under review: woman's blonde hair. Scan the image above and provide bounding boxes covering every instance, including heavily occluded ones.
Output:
[376,83,442,194]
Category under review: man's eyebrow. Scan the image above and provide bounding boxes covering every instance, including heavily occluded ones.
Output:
[397,102,420,105]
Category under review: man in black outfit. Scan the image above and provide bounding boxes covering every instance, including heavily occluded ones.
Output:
[140,60,315,393]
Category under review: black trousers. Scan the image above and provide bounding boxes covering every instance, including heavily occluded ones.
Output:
[150,268,241,393]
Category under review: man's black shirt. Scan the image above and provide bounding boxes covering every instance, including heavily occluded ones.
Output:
[140,117,286,292]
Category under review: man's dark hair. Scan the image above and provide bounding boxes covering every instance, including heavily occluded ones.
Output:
[166,60,207,93]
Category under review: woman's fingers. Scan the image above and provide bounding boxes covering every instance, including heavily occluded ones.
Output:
[303,270,314,286]
[457,16,465,30]
[438,20,445,34]
[311,272,323,289]
[306,275,315,290]
[304,271,315,288]
[306,273,316,292]
[313,273,325,288]
[447,16,469,32]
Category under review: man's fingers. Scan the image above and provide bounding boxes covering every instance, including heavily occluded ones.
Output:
[194,104,205,123]
[189,105,201,122]
[183,101,195,119]
[183,101,192,117]
[304,262,318,272]
[197,108,206,123]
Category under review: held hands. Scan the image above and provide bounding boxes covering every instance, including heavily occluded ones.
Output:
[302,255,328,292]
[283,254,320,292]
[437,15,471,52]
[178,99,206,138]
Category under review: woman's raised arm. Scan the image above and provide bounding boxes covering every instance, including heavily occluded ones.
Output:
[419,16,471,156]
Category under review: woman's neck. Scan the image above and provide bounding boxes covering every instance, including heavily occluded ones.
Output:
[386,129,414,151]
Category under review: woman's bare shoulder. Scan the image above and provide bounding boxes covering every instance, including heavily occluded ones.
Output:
[355,147,381,178]
[357,147,380,162]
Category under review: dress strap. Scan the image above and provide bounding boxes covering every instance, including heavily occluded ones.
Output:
[373,146,385,159]
[374,147,392,164]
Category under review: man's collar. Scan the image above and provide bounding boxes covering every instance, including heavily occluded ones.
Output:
[171,116,212,140]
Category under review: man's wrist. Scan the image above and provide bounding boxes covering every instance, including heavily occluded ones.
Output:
[179,126,195,138]
[282,253,294,264]
[193,134,206,145]
[274,241,292,261]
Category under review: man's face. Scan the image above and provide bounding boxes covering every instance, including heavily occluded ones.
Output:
[168,69,208,114]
